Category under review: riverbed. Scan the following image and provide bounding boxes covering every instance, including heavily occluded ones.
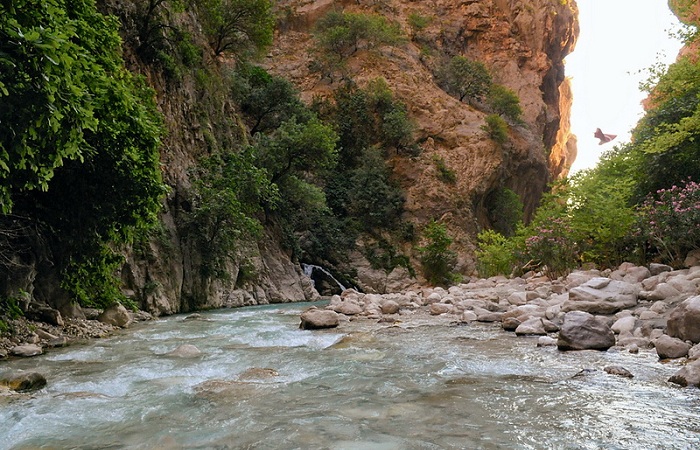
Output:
[1,302,699,449]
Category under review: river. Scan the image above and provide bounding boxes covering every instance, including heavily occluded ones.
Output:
[1,302,699,449]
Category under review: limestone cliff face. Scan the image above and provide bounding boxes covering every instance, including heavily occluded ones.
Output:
[269,0,579,277]
[18,0,580,316]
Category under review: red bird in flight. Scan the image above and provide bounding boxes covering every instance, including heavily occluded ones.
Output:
[594,128,617,145]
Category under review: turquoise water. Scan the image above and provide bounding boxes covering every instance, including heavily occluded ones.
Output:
[0,302,698,449]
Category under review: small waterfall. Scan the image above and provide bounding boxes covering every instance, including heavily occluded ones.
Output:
[301,263,347,292]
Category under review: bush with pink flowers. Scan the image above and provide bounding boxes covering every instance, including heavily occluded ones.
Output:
[635,179,700,265]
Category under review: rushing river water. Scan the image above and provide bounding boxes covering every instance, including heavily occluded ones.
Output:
[1,302,699,449]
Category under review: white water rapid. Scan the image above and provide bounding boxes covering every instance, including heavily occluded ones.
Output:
[1,302,699,449]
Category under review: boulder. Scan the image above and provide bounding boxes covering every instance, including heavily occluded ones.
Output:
[335,301,363,316]
[654,335,691,359]
[238,367,279,381]
[537,336,558,347]
[97,303,132,328]
[640,282,681,301]
[429,303,452,315]
[460,311,477,322]
[562,278,640,314]
[667,296,700,343]
[669,359,700,387]
[649,263,673,276]
[380,300,400,315]
[604,366,633,378]
[0,372,47,392]
[25,306,64,327]
[299,309,339,330]
[611,316,636,335]
[501,316,521,331]
[166,344,202,358]
[10,344,43,357]
[515,318,547,336]
[557,311,615,351]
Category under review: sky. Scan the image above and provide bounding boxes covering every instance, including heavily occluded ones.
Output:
[566,0,685,174]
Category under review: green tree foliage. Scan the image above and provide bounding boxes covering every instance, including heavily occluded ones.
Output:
[254,117,339,185]
[437,56,492,103]
[327,80,415,165]
[1,0,102,212]
[234,66,310,135]
[186,148,277,279]
[311,11,404,79]
[407,12,432,38]
[475,229,518,277]
[346,148,405,231]
[418,221,458,286]
[485,187,523,237]
[482,114,509,143]
[314,10,403,58]
[487,84,523,123]
[197,0,274,57]
[631,56,700,197]
[432,155,456,184]
[0,0,165,307]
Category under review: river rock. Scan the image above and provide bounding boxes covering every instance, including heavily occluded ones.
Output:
[537,336,558,347]
[10,344,43,357]
[669,359,700,387]
[0,372,47,392]
[167,344,202,358]
[25,306,64,327]
[611,316,636,334]
[562,278,640,315]
[688,344,700,360]
[557,311,615,351]
[502,316,521,331]
[640,282,681,301]
[429,303,451,315]
[300,308,339,330]
[97,303,132,328]
[649,263,673,276]
[666,296,700,343]
[460,311,477,322]
[380,299,400,314]
[515,318,547,336]
[335,301,363,316]
[604,366,633,378]
[238,367,279,381]
[654,335,691,359]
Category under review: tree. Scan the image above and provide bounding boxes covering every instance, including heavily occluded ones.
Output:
[0,0,165,307]
[255,117,339,184]
[187,148,277,279]
[437,56,492,103]
[198,0,274,58]
[418,221,458,286]
[236,67,310,135]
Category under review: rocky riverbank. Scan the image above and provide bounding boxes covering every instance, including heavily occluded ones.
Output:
[300,262,700,388]
[3,261,700,394]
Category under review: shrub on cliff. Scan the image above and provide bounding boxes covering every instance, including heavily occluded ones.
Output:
[487,84,523,123]
[437,56,492,103]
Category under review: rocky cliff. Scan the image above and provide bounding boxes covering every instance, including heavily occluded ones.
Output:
[122,0,580,309]
[1,0,580,319]
[267,0,578,280]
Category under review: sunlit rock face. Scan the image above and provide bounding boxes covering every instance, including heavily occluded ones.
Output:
[269,0,579,274]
